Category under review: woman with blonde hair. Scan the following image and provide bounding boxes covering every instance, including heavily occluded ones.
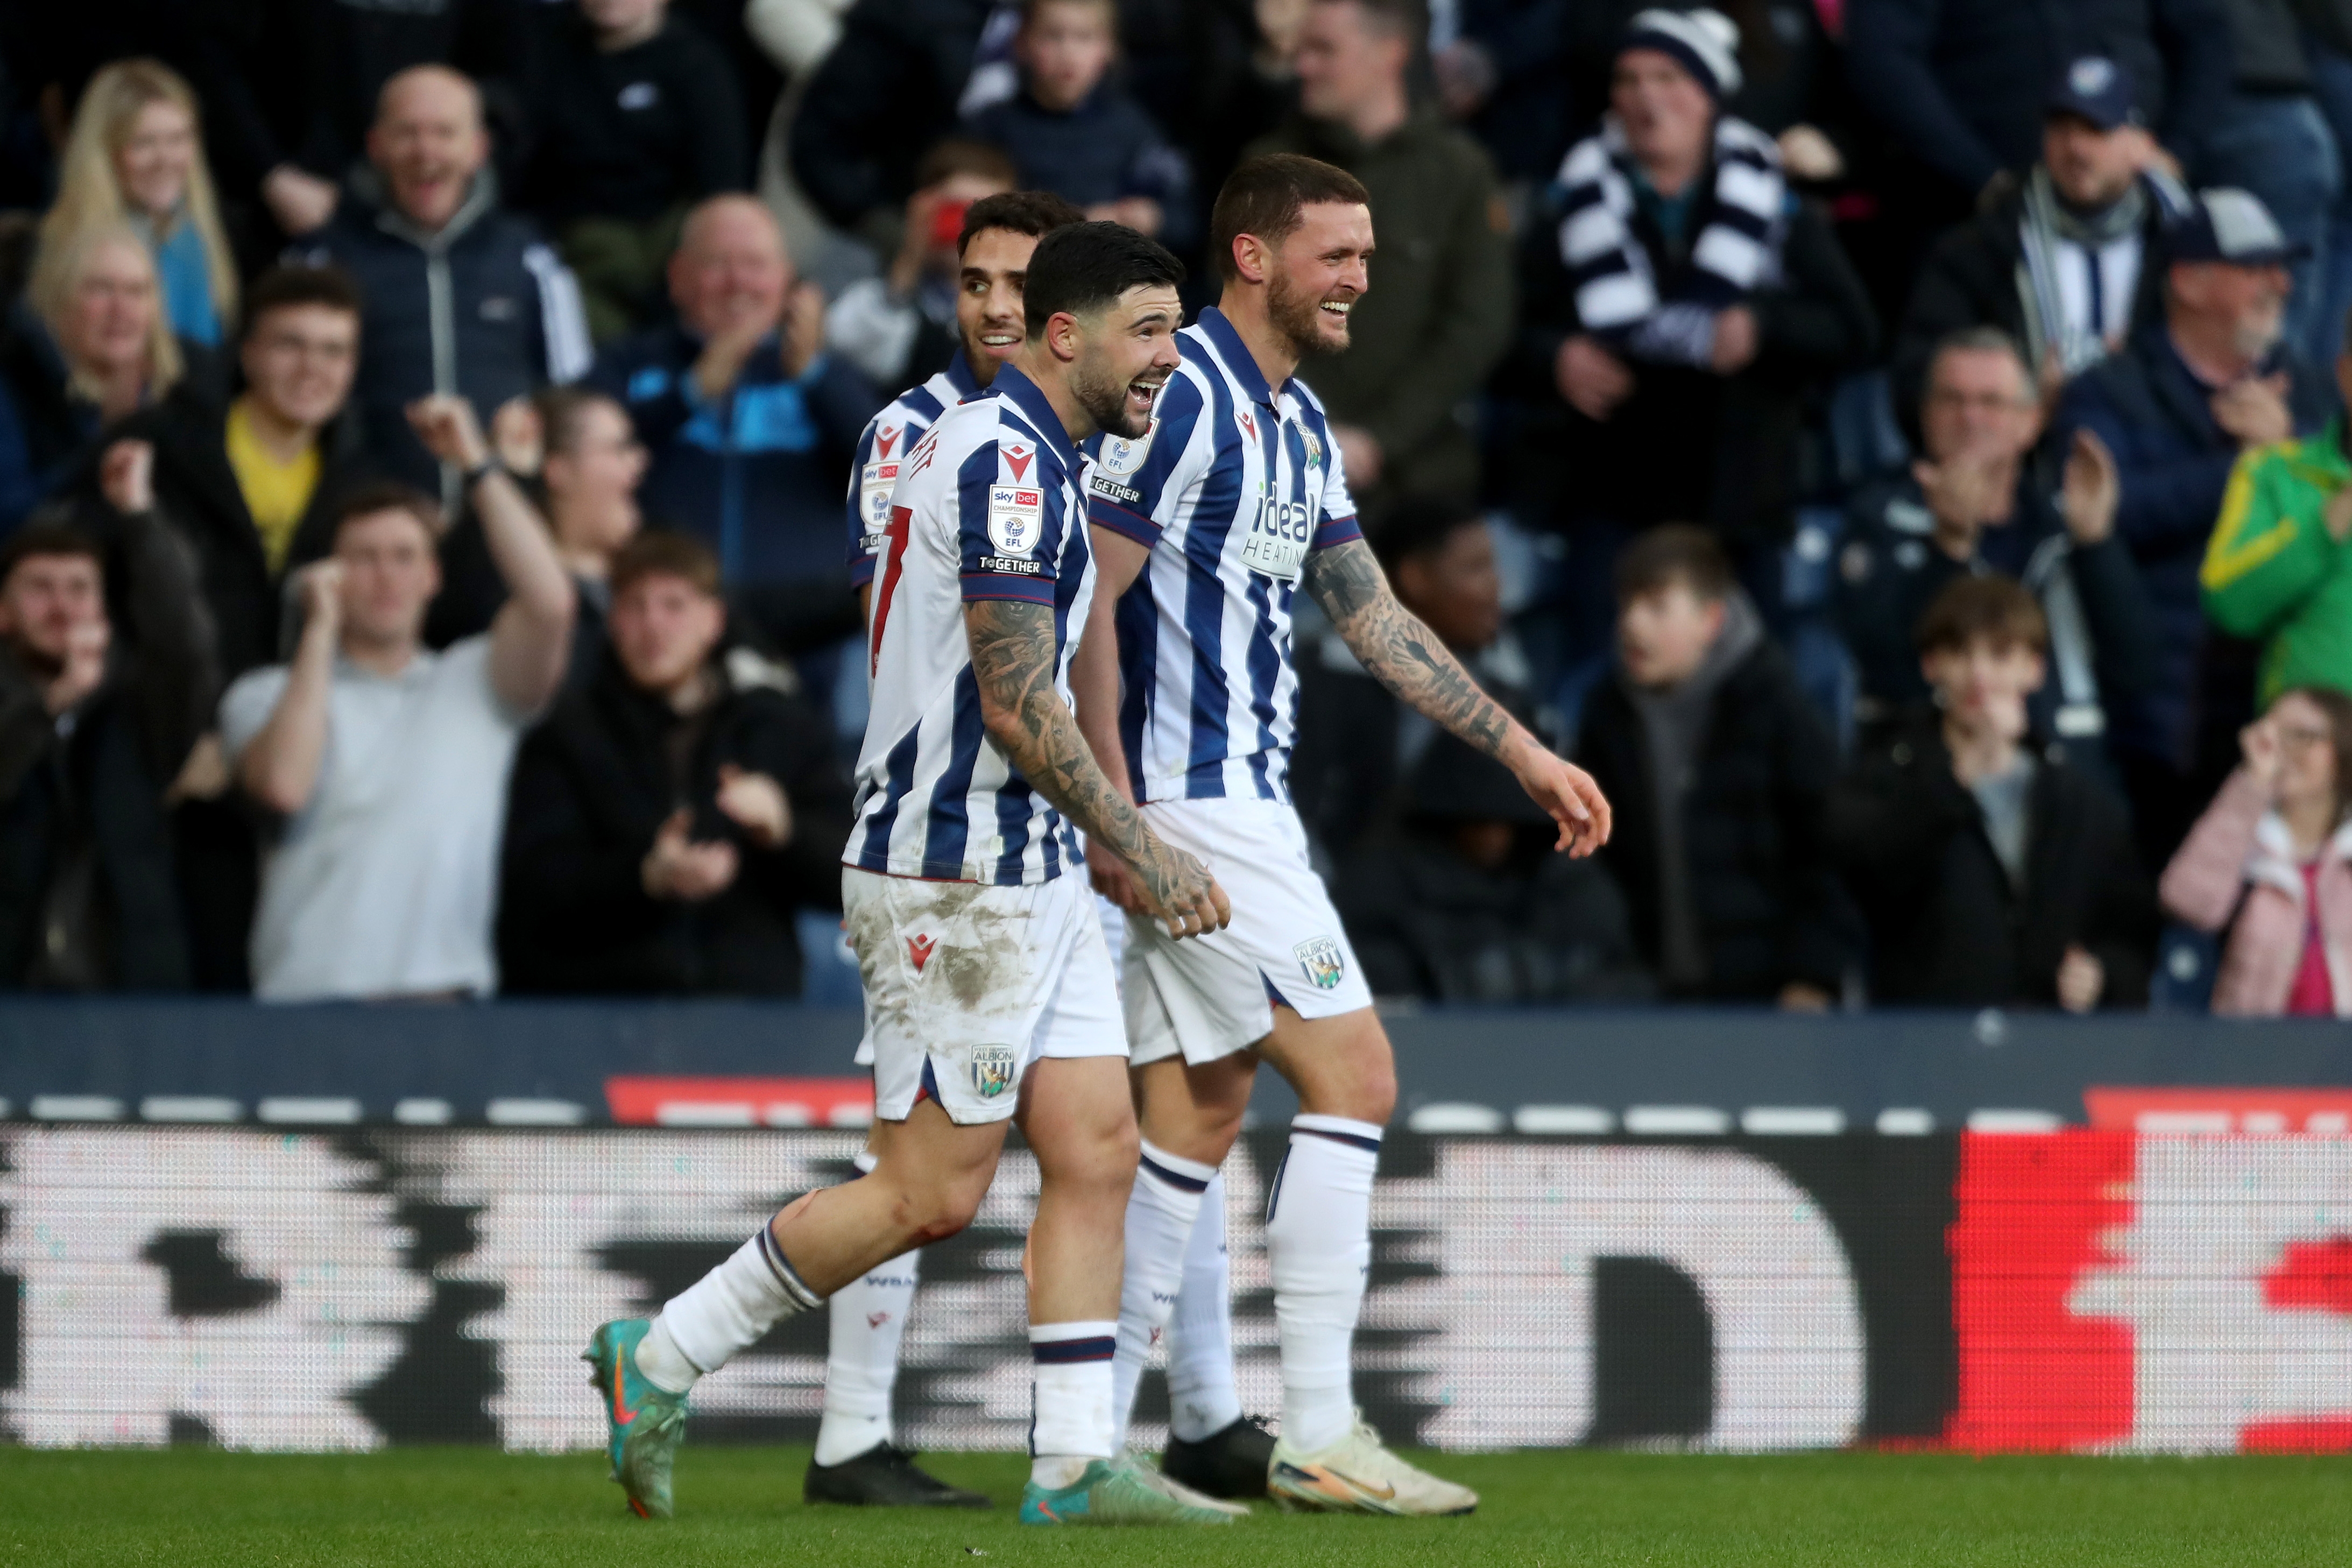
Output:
[0,224,187,532]
[41,59,239,350]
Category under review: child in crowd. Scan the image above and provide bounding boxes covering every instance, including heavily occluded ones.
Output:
[959,0,1194,249]
[1831,576,2153,1010]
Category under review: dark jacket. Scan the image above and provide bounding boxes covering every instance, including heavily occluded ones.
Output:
[522,9,747,227]
[106,387,376,681]
[1835,468,2162,775]
[1890,174,2175,439]
[1844,0,2234,197]
[1245,110,1516,504]
[2050,320,2331,761]
[789,0,995,242]
[498,647,853,995]
[0,503,215,989]
[962,85,1197,252]
[1576,637,1858,999]
[1510,183,1877,544]
[1830,710,2157,1007]
[588,324,879,648]
[299,171,592,492]
[291,0,534,194]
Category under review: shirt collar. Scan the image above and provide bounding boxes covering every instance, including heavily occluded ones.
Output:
[1196,307,1280,409]
[945,347,983,400]
[988,364,1079,470]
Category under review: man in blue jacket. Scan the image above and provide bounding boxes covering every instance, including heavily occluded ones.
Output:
[301,67,594,499]
[590,196,880,694]
[2052,186,2333,858]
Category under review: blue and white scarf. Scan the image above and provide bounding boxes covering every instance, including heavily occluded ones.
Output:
[1555,114,1786,366]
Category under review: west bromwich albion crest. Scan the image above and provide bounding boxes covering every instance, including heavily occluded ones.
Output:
[1295,936,1347,990]
[971,1043,1019,1098]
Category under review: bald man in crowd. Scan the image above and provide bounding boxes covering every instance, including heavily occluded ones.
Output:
[590,196,880,687]
[301,66,594,497]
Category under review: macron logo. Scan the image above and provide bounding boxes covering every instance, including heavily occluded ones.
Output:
[1239,408,1256,440]
[907,933,937,972]
[877,426,899,459]
[1003,444,1033,482]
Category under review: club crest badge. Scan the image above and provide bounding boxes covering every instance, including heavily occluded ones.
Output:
[1301,428,1323,469]
[1295,936,1347,991]
[971,1043,1019,1099]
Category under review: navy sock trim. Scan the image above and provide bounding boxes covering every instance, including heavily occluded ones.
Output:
[757,1224,823,1310]
[1031,1335,1117,1364]
[1138,1150,1212,1194]
[1293,1123,1383,1155]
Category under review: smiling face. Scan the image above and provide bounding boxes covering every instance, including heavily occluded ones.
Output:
[543,400,646,557]
[335,508,442,651]
[1063,283,1185,439]
[242,302,360,433]
[61,237,161,379]
[0,553,104,667]
[1922,345,2041,467]
[1263,200,1373,358]
[958,226,1041,385]
[1019,0,1117,112]
[369,68,487,234]
[669,199,789,341]
[115,97,196,220]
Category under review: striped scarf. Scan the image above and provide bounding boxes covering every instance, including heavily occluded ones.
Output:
[1555,114,1786,366]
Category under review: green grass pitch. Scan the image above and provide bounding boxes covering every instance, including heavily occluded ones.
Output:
[0,1446,2345,1566]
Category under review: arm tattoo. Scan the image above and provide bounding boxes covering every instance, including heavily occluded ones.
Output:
[966,599,1190,903]
[1303,538,1518,762]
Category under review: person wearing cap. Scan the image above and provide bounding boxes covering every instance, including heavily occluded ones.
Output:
[1891,54,2195,439]
[1846,0,2229,214]
[2052,185,2334,865]
[1514,6,1875,611]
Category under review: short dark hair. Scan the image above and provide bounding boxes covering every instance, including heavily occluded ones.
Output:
[1021,0,1117,26]
[1927,324,2034,397]
[1916,574,2048,656]
[914,138,1019,193]
[958,190,1087,257]
[1209,154,1371,281]
[611,530,722,599]
[1372,497,1482,572]
[1021,220,1186,337]
[1318,0,1425,41]
[1615,524,1732,604]
[333,479,443,544]
[241,264,364,339]
[534,385,626,458]
[0,521,102,589]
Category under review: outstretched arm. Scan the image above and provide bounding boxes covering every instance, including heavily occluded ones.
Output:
[1303,537,1611,853]
[966,597,1227,937]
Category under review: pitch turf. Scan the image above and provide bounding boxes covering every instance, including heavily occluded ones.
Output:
[0,1446,2345,1566]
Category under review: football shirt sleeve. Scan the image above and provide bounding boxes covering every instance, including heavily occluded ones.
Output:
[959,436,1063,605]
[846,415,881,584]
[1308,407,1363,552]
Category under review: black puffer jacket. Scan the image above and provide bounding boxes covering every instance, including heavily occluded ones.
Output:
[1828,708,2157,1007]
[498,646,852,996]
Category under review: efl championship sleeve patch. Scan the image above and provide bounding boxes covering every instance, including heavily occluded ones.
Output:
[983,484,1047,575]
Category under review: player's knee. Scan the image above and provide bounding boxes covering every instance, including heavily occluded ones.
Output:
[892,1166,992,1245]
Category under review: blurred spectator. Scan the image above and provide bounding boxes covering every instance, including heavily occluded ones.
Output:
[1,223,201,535]
[499,530,851,994]
[1514,9,1875,595]
[1839,327,2157,777]
[1844,0,2230,210]
[845,188,1086,601]
[1576,525,1856,1005]
[430,385,648,689]
[2053,186,2332,860]
[0,446,215,991]
[2202,1,2340,363]
[113,266,370,682]
[1247,0,1515,506]
[301,67,594,501]
[959,0,1196,248]
[590,195,878,667]
[825,140,1018,389]
[220,397,575,1001]
[1292,497,1535,857]
[526,0,750,343]
[1891,56,2194,439]
[789,0,1000,254]
[1831,575,2155,1011]
[2160,684,2352,1015]
[2305,2,2352,366]
[41,60,238,351]
[1333,727,1653,1001]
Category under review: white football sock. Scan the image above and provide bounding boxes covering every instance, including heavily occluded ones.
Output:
[1029,1319,1117,1477]
[1264,1113,1380,1453]
[644,1224,822,1392]
[1111,1141,1214,1449]
[815,1153,921,1466]
[1166,1170,1244,1443]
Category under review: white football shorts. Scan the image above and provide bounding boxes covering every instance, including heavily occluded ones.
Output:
[843,866,1125,1125]
[852,890,1129,1068]
[1124,797,1373,1067]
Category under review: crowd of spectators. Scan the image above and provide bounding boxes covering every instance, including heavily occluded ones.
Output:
[6,0,2352,1021]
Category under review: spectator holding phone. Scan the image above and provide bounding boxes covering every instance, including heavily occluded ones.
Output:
[823,140,1015,390]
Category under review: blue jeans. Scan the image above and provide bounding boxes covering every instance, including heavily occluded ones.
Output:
[2198,93,2343,366]
[2304,36,2352,366]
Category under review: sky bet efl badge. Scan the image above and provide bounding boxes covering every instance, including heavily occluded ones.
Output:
[971,1043,1018,1099]
[986,485,1043,558]
[1295,936,1347,990]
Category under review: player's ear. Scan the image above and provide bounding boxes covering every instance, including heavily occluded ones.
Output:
[1232,232,1267,286]
[1047,309,1084,364]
